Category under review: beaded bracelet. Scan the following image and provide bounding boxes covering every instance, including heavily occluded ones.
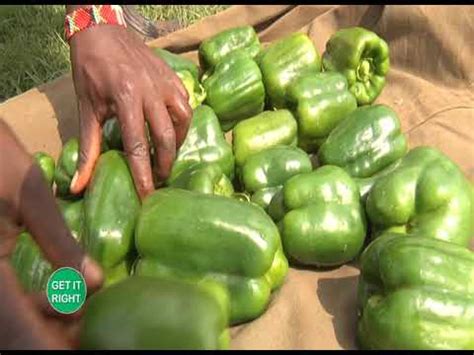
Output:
[64,5,127,42]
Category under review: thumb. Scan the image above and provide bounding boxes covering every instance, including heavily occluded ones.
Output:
[70,103,102,195]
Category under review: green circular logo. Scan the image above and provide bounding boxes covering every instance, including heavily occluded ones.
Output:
[47,267,87,314]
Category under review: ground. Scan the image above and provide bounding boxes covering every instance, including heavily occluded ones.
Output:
[0,5,229,102]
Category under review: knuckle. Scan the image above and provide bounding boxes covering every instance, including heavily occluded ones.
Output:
[126,141,149,158]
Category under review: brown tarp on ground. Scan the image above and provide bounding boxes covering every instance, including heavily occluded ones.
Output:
[0,5,473,350]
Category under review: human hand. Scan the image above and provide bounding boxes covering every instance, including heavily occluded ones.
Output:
[0,119,103,349]
[68,16,192,199]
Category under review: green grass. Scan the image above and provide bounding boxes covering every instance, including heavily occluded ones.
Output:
[0,5,229,102]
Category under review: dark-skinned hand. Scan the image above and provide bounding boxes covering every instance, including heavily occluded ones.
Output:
[0,119,103,350]
[67,6,193,199]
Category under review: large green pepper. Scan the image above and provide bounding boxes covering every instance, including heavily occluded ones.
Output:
[241,145,312,211]
[366,146,473,247]
[80,276,230,350]
[202,51,265,131]
[354,159,402,203]
[257,32,321,109]
[10,199,83,292]
[199,25,261,72]
[134,188,286,324]
[318,104,407,178]
[33,152,55,188]
[177,70,206,109]
[82,150,140,287]
[322,27,390,106]
[153,47,200,83]
[169,162,234,197]
[357,233,474,350]
[233,109,298,167]
[268,165,366,267]
[168,105,235,184]
[286,72,357,152]
[54,138,80,199]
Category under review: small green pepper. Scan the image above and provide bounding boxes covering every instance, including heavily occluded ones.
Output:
[322,27,390,106]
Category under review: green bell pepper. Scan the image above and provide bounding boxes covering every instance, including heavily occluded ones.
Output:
[354,159,402,203]
[54,137,80,199]
[152,48,205,109]
[33,151,55,188]
[153,47,200,83]
[322,27,390,106]
[241,145,312,211]
[250,187,282,211]
[82,150,140,287]
[80,276,230,350]
[232,192,251,203]
[10,199,83,292]
[357,232,474,350]
[318,104,407,178]
[134,187,286,324]
[366,146,473,247]
[233,109,298,167]
[169,162,234,197]
[202,51,265,131]
[199,25,261,72]
[268,165,366,267]
[168,105,235,184]
[177,70,206,109]
[102,118,123,151]
[257,32,321,109]
[286,72,357,152]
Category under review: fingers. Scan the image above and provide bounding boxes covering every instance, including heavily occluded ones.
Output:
[70,102,102,195]
[152,54,189,101]
[0,260,72,349]
[18,164,88,271]
[167,94,193,149]
[117,101,155,199]
[144,99,177,185]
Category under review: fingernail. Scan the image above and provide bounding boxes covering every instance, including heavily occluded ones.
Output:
[81,256,104,293]
[70,171,79,192]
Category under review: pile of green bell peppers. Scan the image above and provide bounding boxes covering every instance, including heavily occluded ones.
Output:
[11,24,474,351]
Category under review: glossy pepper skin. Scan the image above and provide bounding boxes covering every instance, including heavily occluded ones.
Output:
[168,105,235,184]
[322,27,390,106]
[366,146,473,247]
[241,146,312,211]
[286,73,357,152]
[357,233,474,350]
[177,70,206,109]
[257,32,321,109]
[82,150,140,287]
[153,47,200,83]
[169,162,234,197]
[318,105,407,178]
[102,118,123,151]
[233,110,298,167]
[134,188,287,324]
[10,199,83,292]
[354,159,402,203]
[54,137,80,199]
[80,276,231,350]
[202,51,265,131]
[268,165,366,267]
[199,26,261,72]
[33,151,55,187]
